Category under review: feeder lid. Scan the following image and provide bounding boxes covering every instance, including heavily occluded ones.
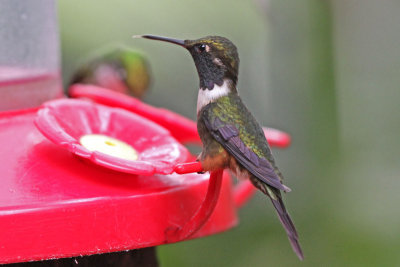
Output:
[34,99,190,175]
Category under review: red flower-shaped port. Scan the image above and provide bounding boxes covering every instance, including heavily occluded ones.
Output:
[34,99,190,175]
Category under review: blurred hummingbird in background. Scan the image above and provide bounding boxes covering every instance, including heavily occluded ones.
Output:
[135,34,303,260]
[69,46,151,98]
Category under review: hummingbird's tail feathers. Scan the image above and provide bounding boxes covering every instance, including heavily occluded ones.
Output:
[270,191,304,260]
[251,176,303,260]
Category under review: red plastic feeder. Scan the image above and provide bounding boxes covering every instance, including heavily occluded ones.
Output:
[0,84,291,264]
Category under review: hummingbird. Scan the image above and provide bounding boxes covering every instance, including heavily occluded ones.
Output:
[69,46,151,98]
[135,34,303,260]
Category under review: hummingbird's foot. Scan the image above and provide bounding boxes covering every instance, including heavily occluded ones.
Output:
[196,163,205,173]
[195,158,206,174]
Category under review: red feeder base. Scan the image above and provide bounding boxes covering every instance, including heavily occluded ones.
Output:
[0,109,237,264]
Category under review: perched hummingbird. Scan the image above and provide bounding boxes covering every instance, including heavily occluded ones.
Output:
[135,35,303,260]
[69,46,151,98]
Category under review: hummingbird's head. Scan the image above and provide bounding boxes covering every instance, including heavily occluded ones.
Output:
[184,36,239,90]
[70,47,150,98]
[135,35,239,90]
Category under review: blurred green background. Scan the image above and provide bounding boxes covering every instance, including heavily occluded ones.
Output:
[59,0,400,266]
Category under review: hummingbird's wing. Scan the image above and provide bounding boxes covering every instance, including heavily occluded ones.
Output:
[199,95,290,192]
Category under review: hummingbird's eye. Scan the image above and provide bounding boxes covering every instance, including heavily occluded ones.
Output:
[197,44,207,53]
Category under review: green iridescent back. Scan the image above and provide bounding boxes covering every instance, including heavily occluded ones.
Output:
[200,93,284,182]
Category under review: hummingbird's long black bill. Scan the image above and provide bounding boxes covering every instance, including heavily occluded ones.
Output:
[133,35,185,47]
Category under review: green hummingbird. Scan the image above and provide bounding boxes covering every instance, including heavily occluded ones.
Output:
[69,46,151,98]
[135,35,303,260]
